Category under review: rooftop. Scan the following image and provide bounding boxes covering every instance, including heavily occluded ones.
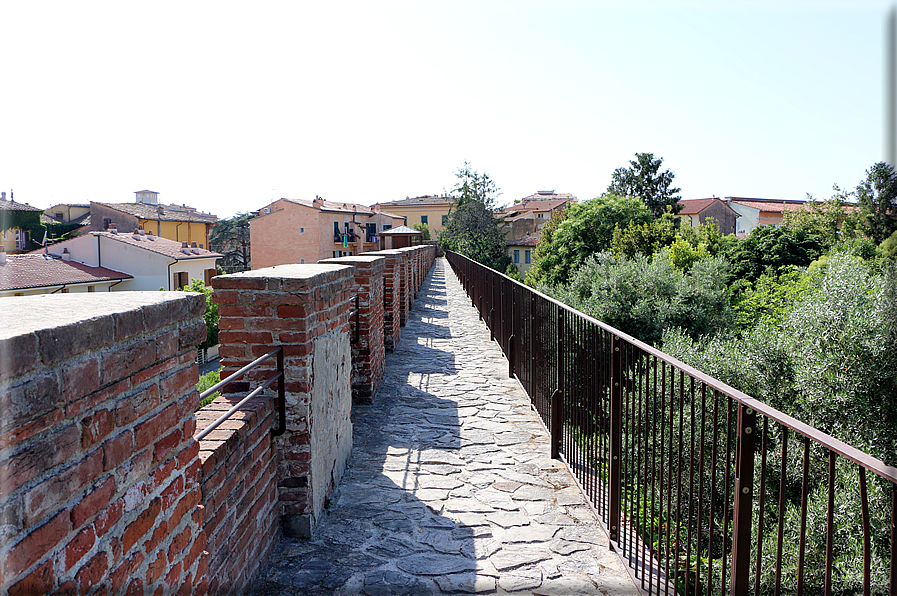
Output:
[378,195,453,207]
[94,201,218,224]
[678,197,740,216]
[0,197,43,212]
[0,253,132,291]
[506,230,541,246]
[91,231,223,260]
[275,197,403,219]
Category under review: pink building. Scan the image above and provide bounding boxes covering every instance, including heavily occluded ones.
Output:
[250,197,405,269]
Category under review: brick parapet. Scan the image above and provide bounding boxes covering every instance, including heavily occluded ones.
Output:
[0,292,209,595]
[318,255,386,403]
[366,250,402,352]
[212,264,354,538]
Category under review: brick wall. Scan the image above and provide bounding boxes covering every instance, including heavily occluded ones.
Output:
[0,293,209,595]
[195,397,278,595]
[371,250,402,352]
[318,255,386,403]
[213,264,354,537]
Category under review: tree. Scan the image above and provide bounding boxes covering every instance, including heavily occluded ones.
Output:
[724,225,825,283]
[607,152,682,217]
[854,161,897,244]
[439,163,511,271]
[525,193,651,286]
[209,213,254,273]
[411,222,431,240]
[610,211,678,259]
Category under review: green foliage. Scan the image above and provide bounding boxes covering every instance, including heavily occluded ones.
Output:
[525,193,651,286]
[724,225,825,283]
[783,193,856,245]
[666,238,709,272]
[606,152,682,217]
[209,212,253,273]
[676,216,725,256]
[544,251,733,346]
[504,262,521,281]
[439,163,511,272]
[196,370,220,409]
[732,266,821,331]
[176,278,219,349]
[0,209,45,251]
[610,211,678,259]
[854,161,897,244]
[880,229,897,260]
[411,222,431,241]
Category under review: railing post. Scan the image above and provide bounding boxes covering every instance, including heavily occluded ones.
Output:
[273,347,286,437]
[551,309,564,459]
[608,334,623,543]
[730,404,757,596]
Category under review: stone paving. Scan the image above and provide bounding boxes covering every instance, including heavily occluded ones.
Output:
[253,259,638,595]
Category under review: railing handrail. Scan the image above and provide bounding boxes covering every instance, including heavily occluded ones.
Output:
[446,250,897,485]
[196,346,286,441]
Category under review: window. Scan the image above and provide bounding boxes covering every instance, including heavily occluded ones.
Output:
[174,272,189,289]
[300,227,305,233]
[61,288,69,293]
[55,211,64,221]
[204,269,216,286]
[300,258,305,264]
[513,250,520,263]
[525,250,531,264]
[334,221,341,241]
[103,218,112,230]
[442,215,448,226]
[87,286,95,292]
[421,215,428,224]
[383,224,392,231]
[366,222,376,241]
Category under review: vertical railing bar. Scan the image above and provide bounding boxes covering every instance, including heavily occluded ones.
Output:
[797,437,810,596]
[706,389,720,596]
[666,363,675,596]
[609,333,623,544]
[721,399,734,594]
[674,369,684,593]
[859,466,871,596]
[774,428,789,596]
[891,481,897,596]
[695,383,707,596]
[685,376,696,595]
[640,352,650,588]
[650,357,659,596]
[824,451,836,596]
[661,360,670,596]
[754,417,769,596]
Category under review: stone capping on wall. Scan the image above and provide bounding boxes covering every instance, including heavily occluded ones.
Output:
[212,263,354,538]
[0,292,208,595]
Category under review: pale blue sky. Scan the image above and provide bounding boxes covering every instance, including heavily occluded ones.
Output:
[0,1,890,217]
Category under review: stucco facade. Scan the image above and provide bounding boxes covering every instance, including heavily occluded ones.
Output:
[375,196,453,237]
[251,198,405,269]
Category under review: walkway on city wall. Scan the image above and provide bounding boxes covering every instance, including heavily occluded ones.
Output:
[253,259,638,595]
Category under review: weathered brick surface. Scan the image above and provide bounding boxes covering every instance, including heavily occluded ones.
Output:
[319,256,386,403]
[0,293,209,595]
[212,264,353,539]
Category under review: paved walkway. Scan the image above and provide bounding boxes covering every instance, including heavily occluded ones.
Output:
[254,259,638,595]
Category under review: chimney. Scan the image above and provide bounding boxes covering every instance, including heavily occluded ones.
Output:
[0,246,6,264]
[109,223,118,234]
[181,242,188,248]
[62,248,72,261]
[191,242,198,248]
[313,196,324,207]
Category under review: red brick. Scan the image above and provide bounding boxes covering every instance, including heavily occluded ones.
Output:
[62,357,101,402]
[125,578,145,596]
[164,562,182,588]
[154,329,178,361]
[130,358,176,387]
[144,519,169,552]
[67,377,131,418]
[6,510,69,576]
[0,407,64,450]
[110,552,145,592]
[219,304,273,317]
[160,367,198,405]
[135,403,178,451]
[277,305,311,318]
[221,331,273,344]
[70,475,116,528]
[102,429,134,472]
[64,525,96,568]
[8,559,54,596]
[154,428,182,463]
[122,497,161,554]
[81,407,114,448]
[93,498,123,537]
[114,386,157,427]
[176,441,199,469]
[146,550,167,584]
[150,455,178,486]
[24,449,103,525]
[102,343,155,385]
[218,317,245,330]
[160,475,185,510]
[168,526,192,563]
[169,489,199,528]
[210,288,240,304]
[75,551,108,592]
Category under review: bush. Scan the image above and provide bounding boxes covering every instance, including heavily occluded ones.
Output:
[196,370,221,409]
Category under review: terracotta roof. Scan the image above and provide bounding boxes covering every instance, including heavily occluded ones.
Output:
[518,192,576,202]
[0,254,132,291]
[677,198,740,217]
[728,199,806,213]
[94,202,218,224]
[380,225,422,236]
[379,195,452,207]
[277,198,403,220]
[93,231,223,260]
[501,199,571,214]
[507,231,541,247]
[0,198,42,212]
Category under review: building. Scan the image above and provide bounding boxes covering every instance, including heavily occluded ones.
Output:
[0,249,133,297]
[724,197,809,236]
[506,231,540,278]
[499,191,576,241]
[36,227,221,291]
[374,195,453,237]
[89,190,217,248]
[379,225,424,249]
[0,192,44,254]
[250,197,405,269]
[44,203,91,226]
[675,198,741,235]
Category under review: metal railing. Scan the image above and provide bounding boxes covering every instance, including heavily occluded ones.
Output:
[195,347,286,441]
[446,250,897,596]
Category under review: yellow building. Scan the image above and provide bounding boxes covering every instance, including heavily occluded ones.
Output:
[375,195,453,238]
[1,193,44,254]
[90,190,217,248]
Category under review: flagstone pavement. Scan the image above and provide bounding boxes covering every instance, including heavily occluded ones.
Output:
[253,258,638,595]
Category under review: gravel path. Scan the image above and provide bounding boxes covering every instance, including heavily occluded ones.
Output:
[254,258,638,595]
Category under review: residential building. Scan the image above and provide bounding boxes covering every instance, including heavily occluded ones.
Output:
[675,198,740,235]
[0,192,44,254]
[380,225,423,249]
[45,203,91,226]
[724,197,809,236]
[89,190,217,248]
[35,227,221,291]
[250,197,405,269]
[375,195,453,237]
[0,248,133,297]
[499,191,576,241]
[506,231,540,278]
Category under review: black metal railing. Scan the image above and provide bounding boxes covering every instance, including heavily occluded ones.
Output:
[446,250,897,596]
[195,347,286,441]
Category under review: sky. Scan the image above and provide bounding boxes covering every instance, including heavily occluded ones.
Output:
[0,1,892,219]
